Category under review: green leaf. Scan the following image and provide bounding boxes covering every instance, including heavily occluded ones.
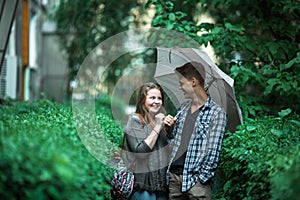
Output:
[281,54,300,70]
[175,11,186,19]
[263,68,278,75]
[278,108,292,118]
[164,1,174,10]
[166,22,174,30]
[223,180,232,192]
[184,24,191,31]
[225,22,244,32]
[168,13,176,21]
[288,120,300,126]
[246,125,257,131]
[271,129,283,136]
[267,78,278,88]
[268,43,279,55]
[281,82,291,92]
[156,4,163,13]
[211,27,223,34]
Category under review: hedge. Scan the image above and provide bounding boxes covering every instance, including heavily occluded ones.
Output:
[214,109,300,200]
[1,99,299,199]
[0,99,123,199]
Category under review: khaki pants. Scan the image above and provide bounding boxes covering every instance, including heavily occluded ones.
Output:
[169,172,212,200]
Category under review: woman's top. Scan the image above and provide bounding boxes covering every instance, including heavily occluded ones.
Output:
[124,113,170,192]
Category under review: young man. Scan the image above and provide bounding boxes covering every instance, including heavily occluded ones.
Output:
[163,61,227,200]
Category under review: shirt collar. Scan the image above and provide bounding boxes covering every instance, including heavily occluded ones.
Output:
[191,96,212,112]
[202,96,212,110]
[180,96,212,115]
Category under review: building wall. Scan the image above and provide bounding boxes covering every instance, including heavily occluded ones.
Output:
[1,0,69,102]
[40,31,69,102]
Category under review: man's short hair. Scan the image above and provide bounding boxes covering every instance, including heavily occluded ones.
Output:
[175,62,205,87]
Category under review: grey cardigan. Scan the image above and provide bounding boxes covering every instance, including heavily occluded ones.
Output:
[124,114,170,192]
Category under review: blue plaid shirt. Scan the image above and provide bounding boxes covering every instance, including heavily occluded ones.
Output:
[166,97,227,192]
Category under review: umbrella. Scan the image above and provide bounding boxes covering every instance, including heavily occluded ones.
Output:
[154,47,242,132]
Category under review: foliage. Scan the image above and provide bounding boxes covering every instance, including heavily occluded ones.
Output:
[147,0,300,118]
[95,92,126,115]
[270,148,300,200]
[0,99,123,199]
[31,2,300,199]
[214,109,300,199]
[1,86,300,200]
[52,0,147,96]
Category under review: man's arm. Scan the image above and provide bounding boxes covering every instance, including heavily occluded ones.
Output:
[199,108,227,183]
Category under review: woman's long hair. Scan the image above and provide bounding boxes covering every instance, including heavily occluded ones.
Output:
[135,82,165,124]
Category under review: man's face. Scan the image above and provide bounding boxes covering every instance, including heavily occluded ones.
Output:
[178,75,194,99]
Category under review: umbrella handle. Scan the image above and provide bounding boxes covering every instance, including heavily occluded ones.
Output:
[169,49,172,64]
[175,103,189,118]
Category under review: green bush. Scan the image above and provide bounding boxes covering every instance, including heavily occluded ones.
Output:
[270,145,300,200]
[95,93,126,117]
[2,98,300,199]
[0,99,122,199]
[214,110,300,200]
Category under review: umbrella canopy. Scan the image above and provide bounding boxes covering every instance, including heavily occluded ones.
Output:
[154,47,242,132]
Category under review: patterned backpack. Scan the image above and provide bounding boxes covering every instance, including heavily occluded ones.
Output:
[110,132,135,200]
[110,166,134,200]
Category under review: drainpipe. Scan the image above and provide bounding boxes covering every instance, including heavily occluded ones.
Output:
[21,0,29,101]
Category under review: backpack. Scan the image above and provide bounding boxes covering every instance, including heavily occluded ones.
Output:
[110,166,134,200]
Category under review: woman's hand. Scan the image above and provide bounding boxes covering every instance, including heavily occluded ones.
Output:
[155,113,166,127]
[144,113,166,149]
[163,114,177,127]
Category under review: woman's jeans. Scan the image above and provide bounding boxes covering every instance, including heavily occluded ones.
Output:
[130,190,168,200]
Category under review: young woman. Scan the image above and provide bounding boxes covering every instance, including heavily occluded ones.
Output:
[124,82,169,200]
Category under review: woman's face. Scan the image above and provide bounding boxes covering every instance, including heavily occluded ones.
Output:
[144,88,163,114]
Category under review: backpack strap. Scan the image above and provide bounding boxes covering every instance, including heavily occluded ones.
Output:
[120,131,136,172]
